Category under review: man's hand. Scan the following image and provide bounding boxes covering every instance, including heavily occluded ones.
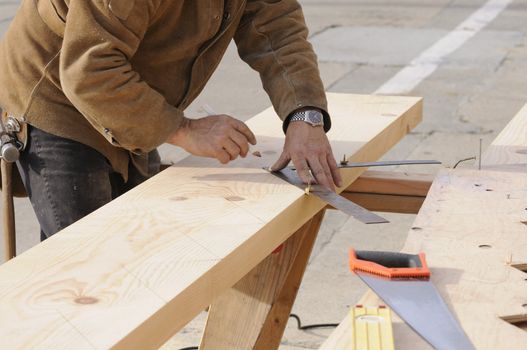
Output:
[168,115,257,164]
[271,122,342,191]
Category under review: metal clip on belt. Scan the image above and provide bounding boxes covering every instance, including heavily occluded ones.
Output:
[1,116,22,163]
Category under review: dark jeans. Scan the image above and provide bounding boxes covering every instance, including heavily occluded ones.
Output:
[17,125,160,241]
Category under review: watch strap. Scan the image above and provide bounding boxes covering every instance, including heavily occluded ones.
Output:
[282,107,332,134]
[289,109,324,127]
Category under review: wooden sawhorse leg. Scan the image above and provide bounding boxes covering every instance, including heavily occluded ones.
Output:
[200,210,326,349]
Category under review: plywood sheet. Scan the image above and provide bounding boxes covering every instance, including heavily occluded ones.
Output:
[0,93,421,349]
[322,102,527,349]
[322,169,527,349]
[399,169,527,349]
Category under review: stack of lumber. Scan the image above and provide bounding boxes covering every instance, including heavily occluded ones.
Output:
[0,93,422,349]
[321,103,527,349]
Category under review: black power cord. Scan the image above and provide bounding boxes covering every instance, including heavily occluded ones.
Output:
[175,314,338,350]
[289,313,339,330]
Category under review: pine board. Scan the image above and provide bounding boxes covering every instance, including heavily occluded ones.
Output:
[0,93,421,349]
[482,103,527,168]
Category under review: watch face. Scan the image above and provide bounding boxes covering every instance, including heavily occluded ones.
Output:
[307,110,322,124]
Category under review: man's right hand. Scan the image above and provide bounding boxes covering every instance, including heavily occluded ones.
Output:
[168,115,257,164]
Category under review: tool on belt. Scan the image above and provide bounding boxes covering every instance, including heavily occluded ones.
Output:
[349,249,475,350]
[1,115,24,261]
[267,159,440,224]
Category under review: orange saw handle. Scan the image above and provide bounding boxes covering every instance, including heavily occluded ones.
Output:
[349,248,430,279]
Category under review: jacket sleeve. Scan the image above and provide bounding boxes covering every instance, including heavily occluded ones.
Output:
[234,0,331,132]
[59,0,184,153]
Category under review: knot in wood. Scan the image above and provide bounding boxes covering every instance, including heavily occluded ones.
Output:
[74,296,99,305]
[226,196,245,202]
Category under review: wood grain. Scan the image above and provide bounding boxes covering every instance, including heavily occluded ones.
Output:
[322,169,527,350]
[324,171,434,214]
[199,210,325,350]
[338,193,424,214]
[399,169,527,349]
[322,102,527,350]
[346,171,434,197]
[0,93,421,349]
[253,210,326,350]
[482,103,527,169]
[2,159,16,260]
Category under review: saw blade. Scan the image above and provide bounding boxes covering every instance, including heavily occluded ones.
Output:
[268,167,388,224]
[357,273,475,350]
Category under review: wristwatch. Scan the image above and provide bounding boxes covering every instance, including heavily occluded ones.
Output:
[289,109,324,127]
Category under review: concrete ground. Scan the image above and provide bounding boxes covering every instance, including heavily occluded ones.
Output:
[2,0,527,349]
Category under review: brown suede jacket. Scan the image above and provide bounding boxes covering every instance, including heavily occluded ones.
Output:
[0,0,329,193]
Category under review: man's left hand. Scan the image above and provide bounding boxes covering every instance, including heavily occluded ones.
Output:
[271,122,342,191]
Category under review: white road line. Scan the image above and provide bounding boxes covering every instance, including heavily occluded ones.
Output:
[375,0,513,95]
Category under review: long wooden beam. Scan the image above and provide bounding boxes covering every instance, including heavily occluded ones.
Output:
[159,168,434,213]
[0,93,422,349]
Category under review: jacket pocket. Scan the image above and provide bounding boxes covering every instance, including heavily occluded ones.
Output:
[36,0,66,37]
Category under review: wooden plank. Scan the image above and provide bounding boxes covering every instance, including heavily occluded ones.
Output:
[397,169,527,349]
[328,171,433,214]
[324,171,434,214]
[322,103,527,350]
[346,171,434,197]
[200,210,325,349]
[253,210,325,349]
[0,93,422,349]
[337,192,425,214]
[482,103,527,169]
[322,169,527,349]
[199,223,306,350]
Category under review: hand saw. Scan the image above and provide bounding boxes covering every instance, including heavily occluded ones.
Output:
[267,159,441,225]
[349,249,475,350]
